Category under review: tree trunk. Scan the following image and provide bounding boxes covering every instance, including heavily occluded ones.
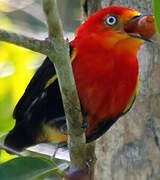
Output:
[95,0,160,179]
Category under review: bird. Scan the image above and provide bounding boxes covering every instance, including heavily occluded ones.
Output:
[4,6,155,152]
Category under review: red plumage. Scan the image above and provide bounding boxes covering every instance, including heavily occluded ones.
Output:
[70,6,142,137]
[4,6,155,152]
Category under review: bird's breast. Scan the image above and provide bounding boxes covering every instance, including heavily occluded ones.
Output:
[72,46,139,133]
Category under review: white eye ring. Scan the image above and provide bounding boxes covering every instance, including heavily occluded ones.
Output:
[105,16,118,26]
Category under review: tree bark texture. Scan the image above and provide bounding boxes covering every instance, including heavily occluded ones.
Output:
[95,0,160,179]
[81,0,102,19]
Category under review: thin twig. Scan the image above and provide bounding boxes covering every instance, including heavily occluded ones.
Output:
[0,143,23,157]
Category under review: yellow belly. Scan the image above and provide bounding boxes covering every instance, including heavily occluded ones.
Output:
[37,124,68,144]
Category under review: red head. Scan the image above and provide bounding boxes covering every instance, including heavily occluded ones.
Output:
[72,6,155,54]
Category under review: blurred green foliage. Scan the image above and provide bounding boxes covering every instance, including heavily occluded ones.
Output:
[153,0,160,37]
[0,156,64,180]
[0,14,44,162]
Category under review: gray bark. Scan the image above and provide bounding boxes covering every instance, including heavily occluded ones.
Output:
[95,0,160,179]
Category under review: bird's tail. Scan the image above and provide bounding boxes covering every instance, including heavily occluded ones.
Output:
[4,120,41,153]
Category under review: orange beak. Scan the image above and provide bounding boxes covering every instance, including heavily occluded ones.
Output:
[124,14,156,41]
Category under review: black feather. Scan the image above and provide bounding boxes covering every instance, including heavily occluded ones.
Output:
[13,57,56,121]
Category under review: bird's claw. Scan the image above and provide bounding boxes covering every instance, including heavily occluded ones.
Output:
[81,118,89,131]
[60,124,68,135]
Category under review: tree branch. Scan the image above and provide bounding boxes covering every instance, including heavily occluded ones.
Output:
[86,142,96,180]
[43,0,86,169]
[0,30,51,55]
[43,0,63,39]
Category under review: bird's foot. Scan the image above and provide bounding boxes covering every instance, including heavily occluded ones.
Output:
[52,142,67,159]
[60,124,68,135]
[81,118,89,131]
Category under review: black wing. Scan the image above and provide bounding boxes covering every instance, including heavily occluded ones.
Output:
[13,45,74,121]
[5,68,66,152]
[13,57,56,120]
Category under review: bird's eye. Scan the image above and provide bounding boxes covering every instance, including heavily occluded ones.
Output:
[105,16,118,26]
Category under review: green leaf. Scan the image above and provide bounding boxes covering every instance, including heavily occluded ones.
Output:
[153,0,160,37]
[0,156,64,180]
[0,91,15,133]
